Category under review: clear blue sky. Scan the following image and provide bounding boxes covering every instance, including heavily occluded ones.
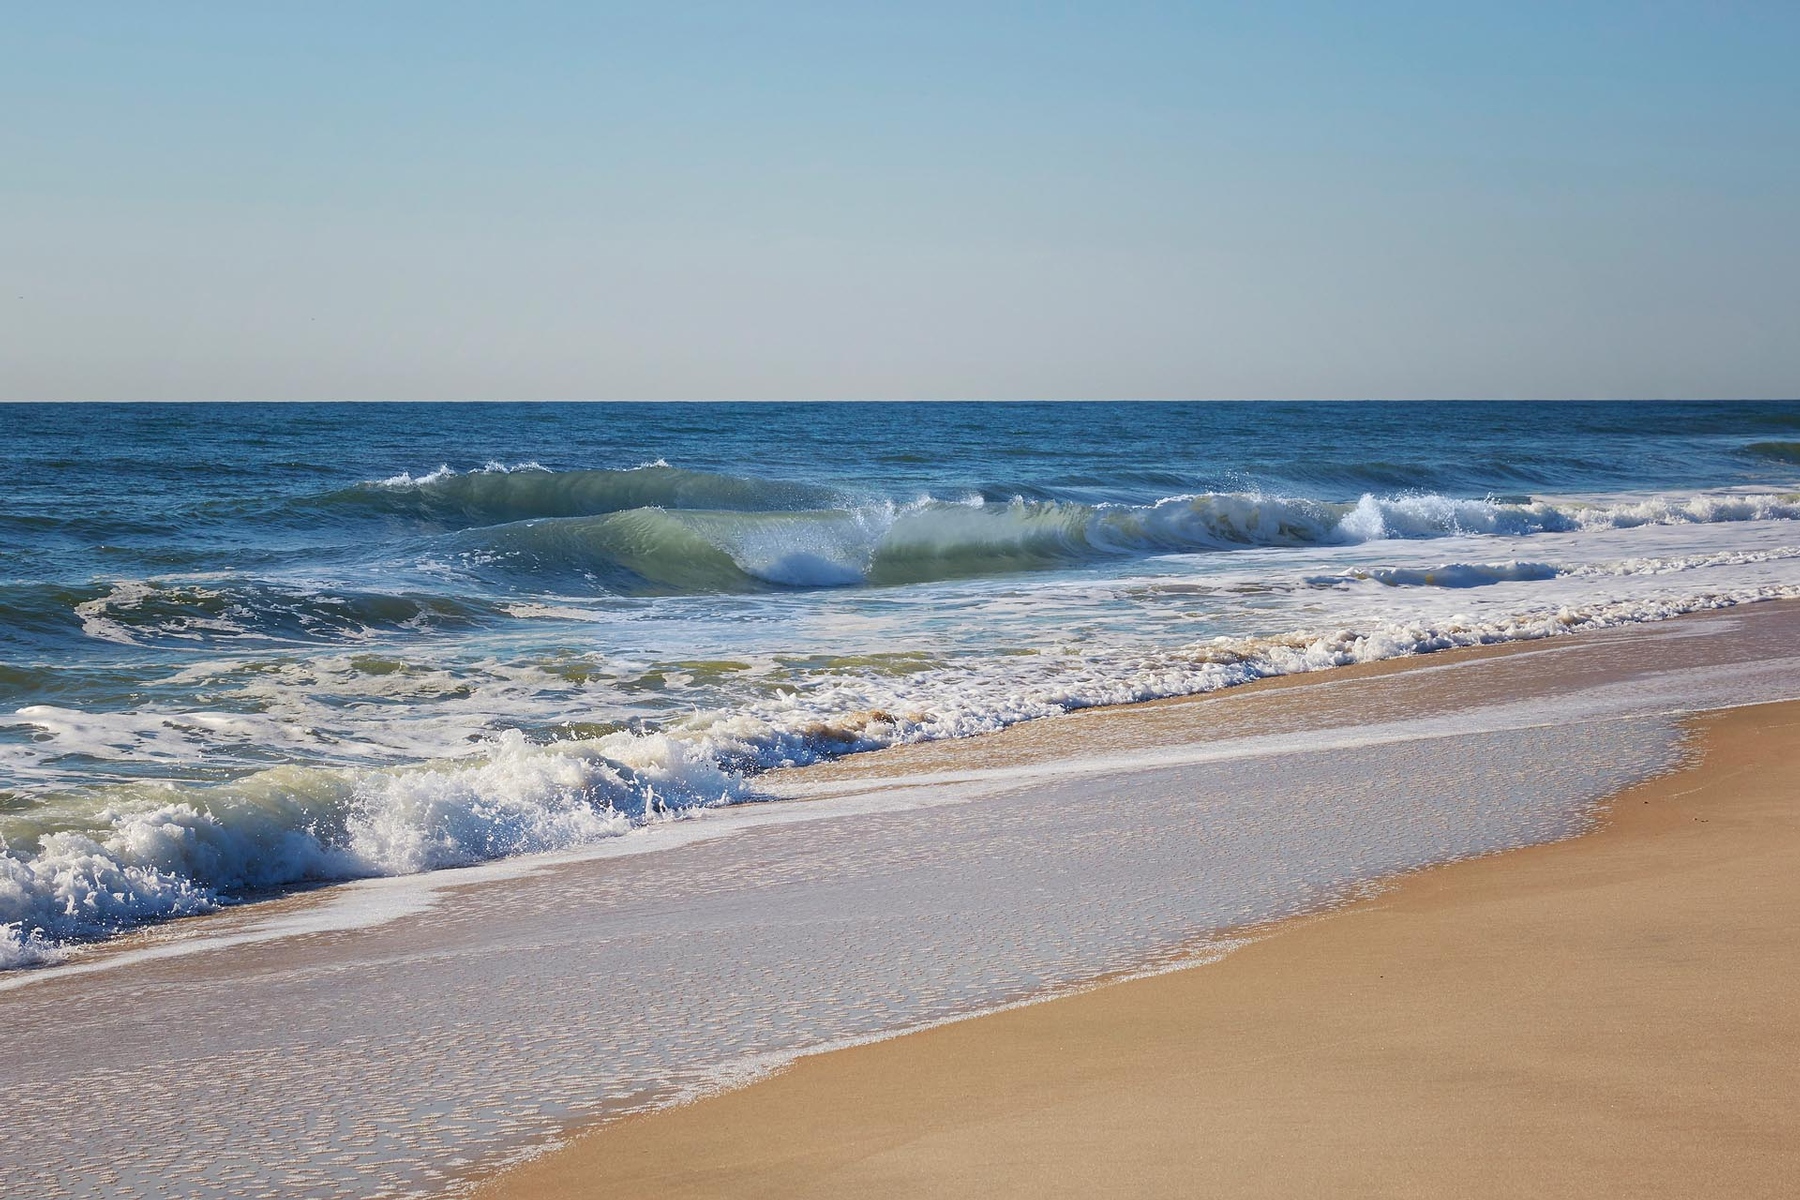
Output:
[2,2,1796,400]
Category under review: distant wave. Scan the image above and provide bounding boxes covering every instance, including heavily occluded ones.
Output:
[1744,441,1800,466]
[317,462,845,527]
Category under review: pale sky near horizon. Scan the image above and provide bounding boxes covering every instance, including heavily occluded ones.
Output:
[2,3,1796,402]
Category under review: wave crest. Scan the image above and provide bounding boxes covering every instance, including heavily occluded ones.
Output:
[324,463,845,528]
[453,489,1800,593]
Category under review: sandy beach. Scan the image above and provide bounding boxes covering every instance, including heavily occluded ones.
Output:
[475,698,1800,1197]
[7,604,1800,1199]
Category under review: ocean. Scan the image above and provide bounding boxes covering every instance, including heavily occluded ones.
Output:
[4,399,1800,969]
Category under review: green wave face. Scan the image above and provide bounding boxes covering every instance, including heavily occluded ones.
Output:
[1744,441,1800,465]
[318,465,845,528]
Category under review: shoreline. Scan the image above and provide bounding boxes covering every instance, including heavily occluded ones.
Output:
[471,700,1800,1198]
[7,602,1800,1199]
[4,597,1696,986]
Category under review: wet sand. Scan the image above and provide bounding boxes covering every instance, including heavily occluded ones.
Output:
[475,698,1800,1199]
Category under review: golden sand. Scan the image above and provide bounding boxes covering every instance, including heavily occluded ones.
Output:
[474,699,1800,1198]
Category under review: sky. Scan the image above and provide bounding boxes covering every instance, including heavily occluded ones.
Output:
[2,2,1796,401]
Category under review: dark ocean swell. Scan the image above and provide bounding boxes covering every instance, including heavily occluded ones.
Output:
[314,463,845,528]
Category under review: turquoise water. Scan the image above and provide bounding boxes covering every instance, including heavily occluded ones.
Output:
[3,399,1800,964]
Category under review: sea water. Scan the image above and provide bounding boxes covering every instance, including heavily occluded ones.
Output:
[9,604,1800,1199]
[3,399,1800,966]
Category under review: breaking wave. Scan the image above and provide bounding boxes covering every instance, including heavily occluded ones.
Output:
[9,580,1800,969]
[453,488,1800,593]
[0,731,740,969]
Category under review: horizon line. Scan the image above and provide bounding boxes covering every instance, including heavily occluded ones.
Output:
[4,396,1798,405]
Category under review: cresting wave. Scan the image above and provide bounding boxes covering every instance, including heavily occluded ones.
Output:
[7,581,1800,970]
[322,462,844,527]
[6,492,1790,649]
[285,463,1800,594]
[449,480,1800,592]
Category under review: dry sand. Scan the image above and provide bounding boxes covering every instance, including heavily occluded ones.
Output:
[475,698,1800,1198]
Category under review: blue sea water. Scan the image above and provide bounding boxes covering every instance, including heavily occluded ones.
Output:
[3,399,1800,965]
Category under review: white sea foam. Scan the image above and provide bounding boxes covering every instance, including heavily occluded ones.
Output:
[13,705,311,763]
[9,570,1799,968]
[0,730,742,967]
[456,487,1800,592]
[376,461,550,487]
[1309,561,1563,589]
[74,581,184,645]
[1305,546,1800,592]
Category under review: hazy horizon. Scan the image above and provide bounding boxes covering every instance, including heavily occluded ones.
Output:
[4,3,1797,403]
[7,396,1799,405]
